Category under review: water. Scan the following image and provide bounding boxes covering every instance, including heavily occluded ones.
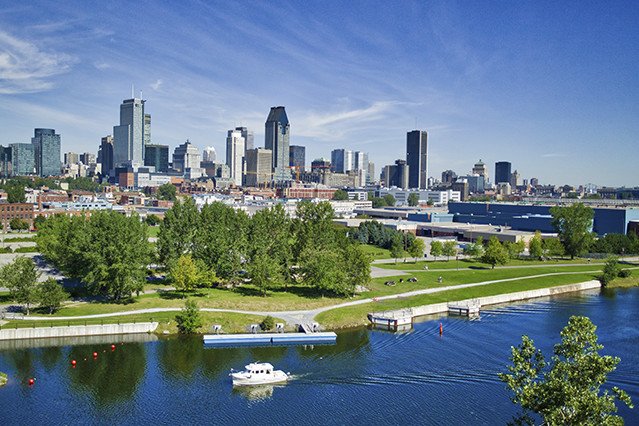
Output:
[0,288,638,425]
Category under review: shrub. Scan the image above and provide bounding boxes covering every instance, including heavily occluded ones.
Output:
[260,315,275,331]
[618,269,632,278]
[175,299,202,334]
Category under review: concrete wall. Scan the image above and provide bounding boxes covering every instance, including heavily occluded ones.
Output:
[0,322,158,341]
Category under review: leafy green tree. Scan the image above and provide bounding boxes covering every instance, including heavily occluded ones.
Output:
[550,203,595,259]
[9,218,29,232]
[529,231,543,259]
[158,197,200,267]
[504,240,526,259]
[426,198,434,206]
[371,197,386,208]
[430,240,443,261]
[543,238,565,258]
[248,205,291,288]
[145,214,161,226]
[407,192,419,206]
[383,194,396,207]
[300,247,349,296]
[293,201,335,259]
[390,234,404,263]
[260,315,275,331]
[481,236,509,269]
[343,243,371,291]
[247,252,281,295]
[408,238,425,261]
[332,189,349,200]
[170,254,202,293]
[157,183,177,201]
[442,240,458,261]
[6,184,25,203]
[37,278,68,314]
[33,215,46,230]
[36,214,90,279]
[600,256,621,287]
[499,316,633,425]
[0,257,40,314]
[175,299,203,334]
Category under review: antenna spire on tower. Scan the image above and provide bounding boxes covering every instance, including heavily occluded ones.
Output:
[131,84,134,99]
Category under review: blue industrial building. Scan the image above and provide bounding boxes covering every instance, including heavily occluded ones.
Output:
[448,202,639,236]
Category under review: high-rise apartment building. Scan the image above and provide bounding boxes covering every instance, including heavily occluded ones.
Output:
[406,130,428,189]
[172,140,201,173]
[144,113,151,145]
[64,152,80,165]
[203,146,217,163]
[113,97,145,167]
[99,135,114,177]
[226,129,245,187]
[495,161,512,184]
[265,106,291,181]
[32,128,61,177]
[144,144,169,172]
[245,148,273,187]
[330,149,353,173]
[289,145,305,173]
[10,143,35,176]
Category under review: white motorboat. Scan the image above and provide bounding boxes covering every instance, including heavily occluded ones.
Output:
[230,362,289,386]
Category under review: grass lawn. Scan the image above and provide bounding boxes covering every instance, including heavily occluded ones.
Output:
[375,257,609,271]
[1,311,284,334]
[3,236,36,242]
[360,244,392,260]
[316,272,601,329]
[147,226,160,238]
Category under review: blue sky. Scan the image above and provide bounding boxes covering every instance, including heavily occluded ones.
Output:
[0,1,637,186]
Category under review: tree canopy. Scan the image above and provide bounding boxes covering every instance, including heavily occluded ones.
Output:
[157,183,177,201]
[407,192,419,206]
[332,189,349,200]
[0,256,40,314]
[499,316,633,425]
[550,203,595,259]
[481,236,509,268]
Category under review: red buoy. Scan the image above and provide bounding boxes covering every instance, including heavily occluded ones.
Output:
[71,360,77,366]
[93,352,98,358]
[28,378,34,386]
[111,344,116,351]
[439,323,443,335]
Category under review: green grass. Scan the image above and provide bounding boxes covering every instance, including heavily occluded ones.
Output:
[3,236,35,242]
[1,311,285,334]
[147,226,160,238]
[316,272,601,329]
[13,246,38,253]
[375,257,608,271]
[360,244,392,259]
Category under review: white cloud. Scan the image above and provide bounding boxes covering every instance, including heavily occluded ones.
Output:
[93,61,111,70]
[0,30,76,94]
[542,153,565,158]
[150,79,163,91]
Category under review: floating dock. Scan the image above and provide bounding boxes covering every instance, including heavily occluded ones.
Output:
[447,299,481,316]
[368,309,414,331]
[203,332,337,347]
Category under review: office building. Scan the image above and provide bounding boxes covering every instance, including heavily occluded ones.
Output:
[32,128,61,177]
[495,161,512,184]
[203,146,217,162]
[80,153,96,165]
[510,170,520,188]
[144,144,169,172]
[235,127,254,153]
[226,129,245,187]
[331,149,353,173]
[383,159,409,189]
[406,130,428,189]
[311,158,331,173]
[144,113,151,145]
[172,140,201,173]
[64,152,80,165]
[98,135,114,177]
[0,146,11,177]
[113,97,145,167]
[289,145,305,173]
[367,162,375,185]
[245,148,273,187]
[10,143,35,176]
[265,106,291,181]
[441,170,457,184]
[472,159,487,177]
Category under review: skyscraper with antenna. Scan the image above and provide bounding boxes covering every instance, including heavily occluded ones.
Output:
[113,94,146,168]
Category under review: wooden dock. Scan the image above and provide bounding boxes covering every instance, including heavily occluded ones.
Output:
[203,332,337,347]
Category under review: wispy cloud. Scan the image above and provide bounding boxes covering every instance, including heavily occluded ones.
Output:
[542,153,565,158]
[150,79,163,91]
[93,61,111,70]
[0,30,76,94]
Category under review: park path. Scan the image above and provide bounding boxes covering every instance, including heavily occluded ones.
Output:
[8,269,608,325]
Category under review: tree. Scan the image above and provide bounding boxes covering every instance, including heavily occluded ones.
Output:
[33,215,46,230]
[145,214,161,226]
[529,231,543,259]
[499,316,633,425]
[343,243,371,291]
[389,234,404,263]
[442,240,458,261]
[481,236,509,269]
[504,240,525,259]
[550,203,595,259]
[299,248,349,297]
[600,256,621,287]
[9,218,29,232]
[175,299,203,334]
[247,252,281,295]
[157,183,177,201]
[38,278,68,314]
[0,257,40,314]
[6,184,25,204]
[158,197,200,267]
[169,254,202,293]
[430,240,443,261]
[408,238,426,262]
[371,197,386,208]
[332,189,349,200]
[426,198,434,206]
[543,238,565,258]
[260,315,275,331]
[407,192,419,207]
[383,194,396,207]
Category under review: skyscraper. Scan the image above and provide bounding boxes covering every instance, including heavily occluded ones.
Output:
[472,159,487,177]
[10,143,35,176]
[495,161,512,184]
[203,146,217,162]
[289,145,305,172]
[367,162,375,185]
[0,146,11,177]
[383,159,410,189]
[113,97,145,167]
[330,149,353,173]
[235,127,254,153]
[80,153,96,165]
[144,113,152,145]
[32,128,61,177]
[172,140,201,173]
[99,135,114,177]
[226,129,245,187]
[64,152,80,165]
[245,148,273,187]
[144,144,169,172]
[406,130,428,189]
[265,106,291,181]
[354,151,368,187]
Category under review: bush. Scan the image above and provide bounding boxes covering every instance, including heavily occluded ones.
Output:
[175,299,202,334]
[260,315,275,331]
[14,247,38,253]
[618,269,632,278]
[0,247,12,254]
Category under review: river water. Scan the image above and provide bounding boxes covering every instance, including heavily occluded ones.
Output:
[0,288,637,425]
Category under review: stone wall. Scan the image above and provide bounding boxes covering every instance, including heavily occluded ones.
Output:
[0,322,158,341]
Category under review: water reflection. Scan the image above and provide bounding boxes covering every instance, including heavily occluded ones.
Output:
[67,342,146,405]
[232,384,280,401]
[158,335,201,380]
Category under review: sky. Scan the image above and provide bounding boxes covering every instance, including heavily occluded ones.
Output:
[0,0,637,187]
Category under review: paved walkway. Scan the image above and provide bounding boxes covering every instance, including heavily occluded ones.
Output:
[10,269,607,325]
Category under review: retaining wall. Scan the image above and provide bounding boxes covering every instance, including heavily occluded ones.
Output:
[0,322,158,341]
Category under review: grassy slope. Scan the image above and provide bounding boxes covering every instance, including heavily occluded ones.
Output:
[375,258,607,271]
[360,244,392,259]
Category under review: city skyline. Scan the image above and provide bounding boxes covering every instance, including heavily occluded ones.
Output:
[0,1,637,186]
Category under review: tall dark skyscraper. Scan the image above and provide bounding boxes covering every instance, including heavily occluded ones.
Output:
[99,135,114,176]
[289,145,305,172]
[32,128,61,177]
[265,106,291,181]
[144,144,169,172]
[406,130,428,189]
[495,161,512,184]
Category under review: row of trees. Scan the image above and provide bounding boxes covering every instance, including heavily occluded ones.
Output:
[158,199,370,297]
[351,220,425,262]
[36,211,151,301]
[0,257,68,314]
